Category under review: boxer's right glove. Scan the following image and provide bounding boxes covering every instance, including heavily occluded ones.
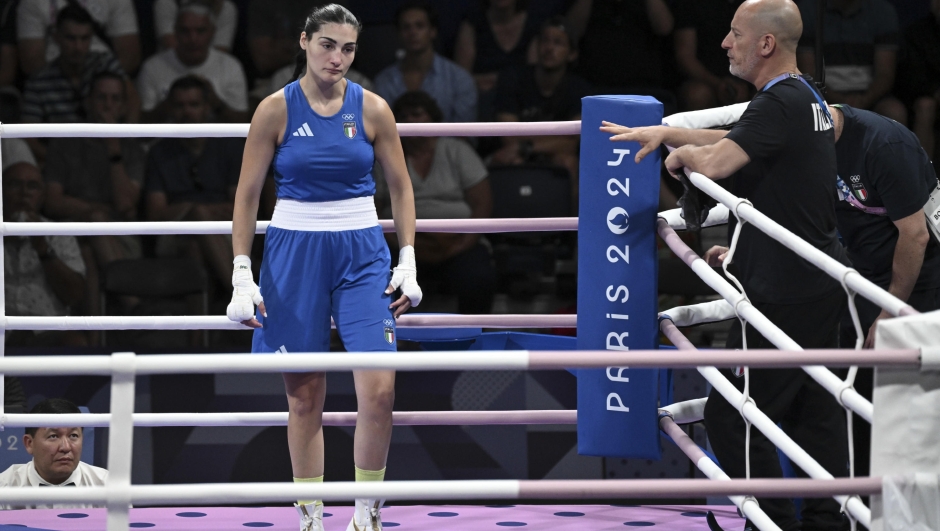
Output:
[226,255,264,322]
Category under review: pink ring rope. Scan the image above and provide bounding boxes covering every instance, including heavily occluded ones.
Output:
[0,121,581,139]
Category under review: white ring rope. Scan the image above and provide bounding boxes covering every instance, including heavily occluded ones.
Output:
[0,477,882,507]
[0,121,582,139]
[660,319,872,528]
[0,349,921,376]
[657,219,877,423]
[3,314,577,331]
[1,217,578,236]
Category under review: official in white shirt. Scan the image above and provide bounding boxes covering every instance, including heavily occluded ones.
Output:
[0,398,108,509]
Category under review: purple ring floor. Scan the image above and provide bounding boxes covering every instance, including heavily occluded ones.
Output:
[0,505,744,530]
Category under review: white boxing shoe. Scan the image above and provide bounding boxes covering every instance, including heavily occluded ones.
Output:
[295,502,324,531]
[346,498,384,531]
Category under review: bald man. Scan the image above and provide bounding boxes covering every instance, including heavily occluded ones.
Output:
[603,1,850,530]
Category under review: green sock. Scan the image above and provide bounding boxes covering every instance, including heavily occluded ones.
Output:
[294,475,323,507]
[354,466,386,482]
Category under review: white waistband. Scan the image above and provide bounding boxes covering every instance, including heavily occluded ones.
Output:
[270,197,379,231]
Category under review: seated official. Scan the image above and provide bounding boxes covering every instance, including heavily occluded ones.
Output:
[377,91,496,314]
[0,398,108,509]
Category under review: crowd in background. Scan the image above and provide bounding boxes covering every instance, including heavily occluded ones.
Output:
[1,0,939,349]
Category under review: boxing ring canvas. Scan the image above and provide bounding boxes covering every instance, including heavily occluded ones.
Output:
[0,504,746,530]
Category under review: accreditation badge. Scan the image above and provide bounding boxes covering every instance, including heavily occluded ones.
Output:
[925,179,940,244]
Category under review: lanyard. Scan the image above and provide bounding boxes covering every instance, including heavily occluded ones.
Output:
[762,72,832,124]
[762,74,882,216]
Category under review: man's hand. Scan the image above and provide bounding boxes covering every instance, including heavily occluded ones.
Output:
[664,145,691,180]
[600,121,667,163]
[703,245,729,267]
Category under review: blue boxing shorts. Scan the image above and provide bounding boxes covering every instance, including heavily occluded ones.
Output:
[251,224,396,354]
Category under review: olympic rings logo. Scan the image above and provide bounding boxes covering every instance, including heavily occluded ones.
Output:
[342,114,356,121]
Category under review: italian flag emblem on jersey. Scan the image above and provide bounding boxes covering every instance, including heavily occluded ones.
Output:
[344,121,357,139]
[853,188,868,201]
[384,326,394,344]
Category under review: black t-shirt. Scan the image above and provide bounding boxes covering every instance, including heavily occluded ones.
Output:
[724,75,849,304]
[494,65,593,121]
[674,0,744,78]
[833,105,940,290]
[576,0,664,89]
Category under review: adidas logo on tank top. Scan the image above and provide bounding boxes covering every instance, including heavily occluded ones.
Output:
[292,123,314,137]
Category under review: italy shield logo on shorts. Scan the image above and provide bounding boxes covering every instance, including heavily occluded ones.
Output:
[384,326,394,344]
[343,121,357,139]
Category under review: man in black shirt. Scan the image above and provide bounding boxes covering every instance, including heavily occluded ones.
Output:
[606,1,850,529]
[832,104,940,347]
[829,103,940,480]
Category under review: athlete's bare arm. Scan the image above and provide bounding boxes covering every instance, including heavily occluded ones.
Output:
[230,91,287,326]
[364,90,417,316]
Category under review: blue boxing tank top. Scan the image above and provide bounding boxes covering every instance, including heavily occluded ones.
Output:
[273,79,376,202]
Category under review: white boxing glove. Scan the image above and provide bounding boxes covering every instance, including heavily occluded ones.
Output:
[389,245,422,307]
[226,255,264,322]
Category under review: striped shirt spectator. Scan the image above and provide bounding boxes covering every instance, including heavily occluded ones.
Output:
[21,50,123,123]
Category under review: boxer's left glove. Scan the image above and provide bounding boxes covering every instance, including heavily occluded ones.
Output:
[389,245,422,307]
[226,255,264,322]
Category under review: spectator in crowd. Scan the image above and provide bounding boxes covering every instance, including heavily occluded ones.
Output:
[20,4,138,163]
[137,3,249,123]
[673,0,750,111]
[155,0,237,52]
[16,0,139,77]
[376,1,477,123]
[566,0,674,111]
[378,91,496,314]
[797,0,907,124]
[43,71,144,318]
[247,0,334,78]
[3,159,86,348]
[0,398,108,509]
[491,17,591,207]
[455,0,540,120]
[900,0,940,158]
[1,0,18,87]
[145,76,243,291]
